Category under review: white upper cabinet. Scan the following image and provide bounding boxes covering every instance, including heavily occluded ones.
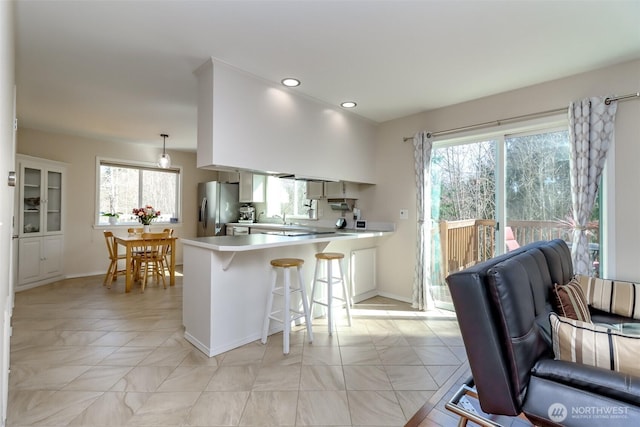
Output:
[239,172,265,203]
[324,181,360,199]
[305,181,324,200]
[18,155,66,237]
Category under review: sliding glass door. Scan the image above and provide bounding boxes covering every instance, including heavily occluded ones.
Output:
[505,129,571,248]
[430,139,497,310]
[429,124,602,310]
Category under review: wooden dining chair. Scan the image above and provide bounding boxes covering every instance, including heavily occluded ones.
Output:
[132,231,169,292]
[127,227,144,234]
[103,230,127,288]
[162,228,174,270]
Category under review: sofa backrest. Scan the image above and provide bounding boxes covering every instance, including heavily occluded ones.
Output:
[536,238,573,285]
[446,239,572,416]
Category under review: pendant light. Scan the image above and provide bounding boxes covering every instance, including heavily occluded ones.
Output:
[158,133,171,168]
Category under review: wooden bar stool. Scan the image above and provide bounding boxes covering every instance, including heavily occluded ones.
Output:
[261,258,313,354]
[310,252,352,335]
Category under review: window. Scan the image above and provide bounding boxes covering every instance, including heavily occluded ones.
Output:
[96,159,181,225]
[432,126,582,257]
[429,120,603,310]
[265,176,315,220]
[505,129,572,225]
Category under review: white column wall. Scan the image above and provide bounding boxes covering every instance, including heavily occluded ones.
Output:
[0,0,15,422]
[196,59,378,184]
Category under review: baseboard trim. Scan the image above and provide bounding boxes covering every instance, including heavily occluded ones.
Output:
[376,290,412,304]
[14,275,64,292]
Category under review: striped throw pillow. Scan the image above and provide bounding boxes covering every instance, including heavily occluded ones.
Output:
[550,313,640,377]
[553,277,592,323]
[576,274,640,320]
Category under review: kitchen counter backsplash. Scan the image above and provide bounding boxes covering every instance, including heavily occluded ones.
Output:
[229,219,396,232]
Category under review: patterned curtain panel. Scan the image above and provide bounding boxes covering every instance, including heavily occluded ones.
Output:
[568,97,617,275]
[412,131,433,309]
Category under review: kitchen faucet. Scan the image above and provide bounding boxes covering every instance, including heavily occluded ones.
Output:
[274,213,286,224]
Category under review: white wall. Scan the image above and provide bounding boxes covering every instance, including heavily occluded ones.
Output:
[0,0,14,421]
[196,59,378,183]
[17,128,218,278]
[374,59,640,301]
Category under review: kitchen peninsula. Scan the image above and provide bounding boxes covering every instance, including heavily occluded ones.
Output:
[181,227,391,357]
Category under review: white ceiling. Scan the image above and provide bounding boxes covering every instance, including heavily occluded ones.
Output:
[15,0,640,151]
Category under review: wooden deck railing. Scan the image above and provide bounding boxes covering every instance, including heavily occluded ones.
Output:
[438,219,496,275]
[506,220,573,245]
[436,219,579,280]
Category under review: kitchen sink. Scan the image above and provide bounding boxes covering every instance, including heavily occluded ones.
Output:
[258,230,336,237]
[289,231,337,236]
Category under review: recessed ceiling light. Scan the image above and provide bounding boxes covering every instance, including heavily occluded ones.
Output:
[281,78,300,87]
[341,101,357,108]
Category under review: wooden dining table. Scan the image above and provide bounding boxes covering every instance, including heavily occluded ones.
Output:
[114,234,178,292]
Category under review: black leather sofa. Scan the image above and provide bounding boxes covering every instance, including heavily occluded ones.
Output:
[446,239,640,426]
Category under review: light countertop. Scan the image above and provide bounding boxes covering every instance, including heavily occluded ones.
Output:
[181,229,390,252]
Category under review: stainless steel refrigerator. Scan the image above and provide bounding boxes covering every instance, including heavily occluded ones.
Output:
[197,181,240,236]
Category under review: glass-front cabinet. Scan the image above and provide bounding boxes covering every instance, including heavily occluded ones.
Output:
[21,166,42,234]
[46,170,63,233]
[16,155,66,288]
[19,161,64,236]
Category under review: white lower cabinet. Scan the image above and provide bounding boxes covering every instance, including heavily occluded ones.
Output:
[17,235,64,288]
[350,247,377,302]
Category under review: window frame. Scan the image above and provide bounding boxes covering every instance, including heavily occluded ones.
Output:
[434,114,571,250]
[433,112,612,272]
[265,176,317,221]
[95,157,183,227]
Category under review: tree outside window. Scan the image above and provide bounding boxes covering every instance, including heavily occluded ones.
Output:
[98,160,180,225]
[265,176,315,220]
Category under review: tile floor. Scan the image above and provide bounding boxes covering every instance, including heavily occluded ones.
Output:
[7,270,471,427]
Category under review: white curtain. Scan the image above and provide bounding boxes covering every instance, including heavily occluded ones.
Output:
[568,97,617,275]
[412,131,433,309]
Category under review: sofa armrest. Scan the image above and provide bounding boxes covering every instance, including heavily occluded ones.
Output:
[532,358,640,406]
[590,307,640,331]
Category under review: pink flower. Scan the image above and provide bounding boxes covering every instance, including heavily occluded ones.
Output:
[132,205,160,225]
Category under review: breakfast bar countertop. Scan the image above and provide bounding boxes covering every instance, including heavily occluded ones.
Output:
[181,226,391,357]
[180,229,391,252]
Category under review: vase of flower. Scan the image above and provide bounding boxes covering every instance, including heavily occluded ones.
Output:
[132,205,161,233]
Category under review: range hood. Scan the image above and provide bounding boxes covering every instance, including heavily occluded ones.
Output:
[328,198,355,211]
[276,174,339,183]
